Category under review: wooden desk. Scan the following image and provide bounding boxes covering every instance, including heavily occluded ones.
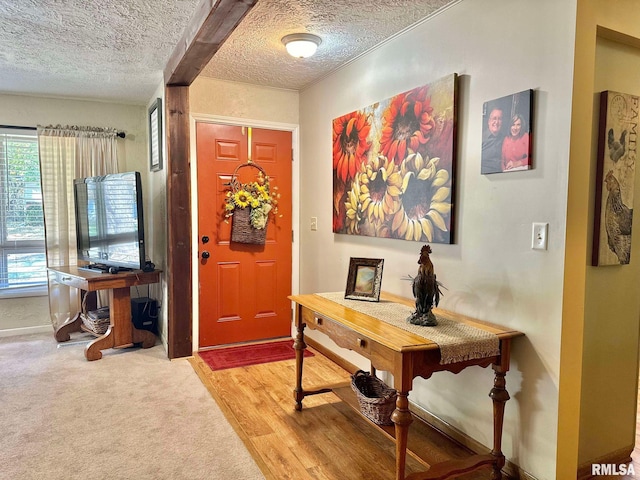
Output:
[289,292,523,480]
[51,266,161,361]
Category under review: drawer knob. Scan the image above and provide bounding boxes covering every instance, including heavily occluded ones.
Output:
[315,317,323,325]
[357,338,366,348]
[61,276,72,281]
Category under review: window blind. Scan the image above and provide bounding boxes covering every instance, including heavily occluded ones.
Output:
[0,128,46,291]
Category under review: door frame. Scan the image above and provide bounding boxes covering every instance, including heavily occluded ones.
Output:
[189,113,300,352]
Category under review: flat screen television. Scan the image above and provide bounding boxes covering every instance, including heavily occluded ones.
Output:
[74,171,145,273]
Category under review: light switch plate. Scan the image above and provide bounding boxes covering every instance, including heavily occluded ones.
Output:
[532,223,548,250]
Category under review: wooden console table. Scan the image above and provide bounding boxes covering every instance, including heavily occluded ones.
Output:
[290,292,523,480]
[51,266,161,361]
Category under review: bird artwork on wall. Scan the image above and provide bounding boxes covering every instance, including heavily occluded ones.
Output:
[407,245,444,326]
[604,170,633,264]
[593,90,638,266]
[608,128,627,163]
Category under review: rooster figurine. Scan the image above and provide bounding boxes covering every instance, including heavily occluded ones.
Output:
[408,245,443,326]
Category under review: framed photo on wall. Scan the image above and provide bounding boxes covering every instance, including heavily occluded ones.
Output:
[345,257,384,302]
[481,89,533,174]
[592,90,638,266]
[149,98,163,172]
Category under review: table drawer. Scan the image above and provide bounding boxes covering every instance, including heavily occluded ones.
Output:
[302,308,371,357]
[51,271,87,290]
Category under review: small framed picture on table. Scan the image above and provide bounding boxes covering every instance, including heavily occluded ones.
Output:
[345,257,384,302]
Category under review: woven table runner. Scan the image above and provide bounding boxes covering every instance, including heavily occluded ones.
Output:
[316,292,500,365]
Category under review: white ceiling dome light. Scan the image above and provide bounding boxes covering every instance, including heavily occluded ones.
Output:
[281,33,322,58]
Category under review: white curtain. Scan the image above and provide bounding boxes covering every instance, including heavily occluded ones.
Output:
[38,125,120,327]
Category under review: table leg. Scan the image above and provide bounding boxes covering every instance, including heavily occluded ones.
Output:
[391,391,412,480]
[293,320,307,411]
[488,369,509,480]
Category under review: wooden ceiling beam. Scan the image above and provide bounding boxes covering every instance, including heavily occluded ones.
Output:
[164,0,255,358]
[164,0,257,86]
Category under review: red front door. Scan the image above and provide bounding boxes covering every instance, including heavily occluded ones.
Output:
[196,122,292,348]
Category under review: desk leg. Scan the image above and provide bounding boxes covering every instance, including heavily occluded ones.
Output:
[84,326,115,361]
[54,312,82,342]
[132,327,156,348]
[293,321,307,411]
[391,392,412,480]
[85,287,139,361]
[54,290,96,342]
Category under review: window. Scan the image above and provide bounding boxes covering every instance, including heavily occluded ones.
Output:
[0,128,47,296]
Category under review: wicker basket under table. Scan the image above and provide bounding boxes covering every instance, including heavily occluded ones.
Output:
[350,370,398,426]
[80,313,110,335]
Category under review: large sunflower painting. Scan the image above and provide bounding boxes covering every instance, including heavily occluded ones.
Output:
[332,74,457,243]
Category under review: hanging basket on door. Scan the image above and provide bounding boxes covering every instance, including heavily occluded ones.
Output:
[223,162,280,245]
[231,207,267,244]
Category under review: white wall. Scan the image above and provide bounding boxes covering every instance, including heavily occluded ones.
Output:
[0,296,49,334]
[0,94,147,171]
[298,1,576,478]
[0,93,148,334]
[190,77,299,124]
[144,85,169,347]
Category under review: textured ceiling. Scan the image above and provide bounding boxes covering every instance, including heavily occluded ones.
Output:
[0,0,457,104]
[0,0,200,103]
[201,0,456,90]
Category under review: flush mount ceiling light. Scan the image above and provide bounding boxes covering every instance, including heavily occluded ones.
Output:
[281,33,322,58]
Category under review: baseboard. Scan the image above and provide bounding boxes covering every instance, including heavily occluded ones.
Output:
[577,446,634,480]
[0,325,52,338]
[306,337,535,480]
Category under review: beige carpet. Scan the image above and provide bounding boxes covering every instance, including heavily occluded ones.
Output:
[0,333,265,480]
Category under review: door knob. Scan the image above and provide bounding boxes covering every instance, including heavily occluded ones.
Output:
[201,251,210,259]
[201,235,209,244]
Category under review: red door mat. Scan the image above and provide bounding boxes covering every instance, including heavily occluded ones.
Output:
[199,339,314,371]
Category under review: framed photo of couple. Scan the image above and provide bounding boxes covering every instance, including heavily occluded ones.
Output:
[481,89,533,175]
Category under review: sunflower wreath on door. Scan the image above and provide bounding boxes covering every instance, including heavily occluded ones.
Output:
[224,161,280,244]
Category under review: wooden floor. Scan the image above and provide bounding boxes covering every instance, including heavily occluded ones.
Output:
[189,346,503,480]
